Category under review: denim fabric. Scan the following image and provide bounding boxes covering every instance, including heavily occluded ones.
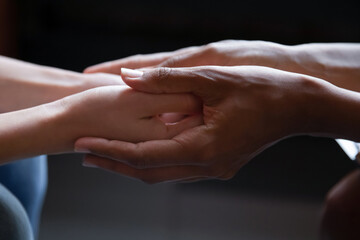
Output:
[0,183,34,240]
[0,156,48,239]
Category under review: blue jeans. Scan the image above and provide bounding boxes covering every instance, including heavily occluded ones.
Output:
[0,156,48,240]
[0,183,34,240]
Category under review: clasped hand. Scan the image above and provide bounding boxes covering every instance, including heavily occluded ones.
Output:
[75,66,325,183]
[75,40,360,183]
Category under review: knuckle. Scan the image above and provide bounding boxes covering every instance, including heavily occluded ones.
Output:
[152,67,173,91]
[161,57,179,67]
[203,43,219,54]
[157,67,172,81]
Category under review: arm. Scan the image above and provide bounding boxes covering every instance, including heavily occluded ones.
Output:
[84,41,360,92]
[290,43,360,92]
[0,56,124,113]
[0,85,202,164]
[75,66,360,183]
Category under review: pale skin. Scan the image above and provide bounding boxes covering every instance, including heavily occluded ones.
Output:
[76,41,360,183]
[0,56,203,164]
[0,56,124,112]
[85,40,360,92]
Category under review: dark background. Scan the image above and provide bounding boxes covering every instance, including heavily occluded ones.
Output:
[2,0,360,239]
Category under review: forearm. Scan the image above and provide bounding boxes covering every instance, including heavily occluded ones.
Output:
[301,78,360,141]
[0,101,73,164]
[290,43,360,92]
[0,56,85,113]
[0,101,77,164]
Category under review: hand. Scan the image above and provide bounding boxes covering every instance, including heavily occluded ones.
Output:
[59,85,203,151]
[75,66,323,183]
[0,85,202,162]
[84,40,289,72]
[84,40,360,92]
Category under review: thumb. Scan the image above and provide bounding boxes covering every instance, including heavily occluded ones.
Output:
[120,67,209,94]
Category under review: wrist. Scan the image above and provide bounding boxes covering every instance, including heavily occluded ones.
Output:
[253,42,297,72]
[290,44,327,79]
[297,76,360,141]
[0,99,73,163]
[41,95,90,153]
[39,100,77,153]
[275,74,334,138]
[293,43,360,92]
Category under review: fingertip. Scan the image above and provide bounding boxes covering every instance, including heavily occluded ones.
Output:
[82,158,98,168]
[74,138,90,153]
[74,137,107,152]
[74,147,91,154]
[158,113,186,124]
[121,75,140,88]
[82,154,105,168]
[83,67,95,74]
[121,68,154,92]
[83,64,104,73]
[120,68,144,80]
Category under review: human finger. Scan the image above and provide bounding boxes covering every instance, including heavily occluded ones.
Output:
[146,114,204,140]
[84,46,200,74]
[137,92,203,116]
[82,154,216,184]
[74,125,211,168]
[120,67,215,95]
[84,53,172,74]
[158,49,211,68]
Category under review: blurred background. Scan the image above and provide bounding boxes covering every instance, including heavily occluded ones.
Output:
[1,0,360,239]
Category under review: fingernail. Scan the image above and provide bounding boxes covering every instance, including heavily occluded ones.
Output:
[121,68,143,79]
[74,147,91,153]
[82,161,98,168]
